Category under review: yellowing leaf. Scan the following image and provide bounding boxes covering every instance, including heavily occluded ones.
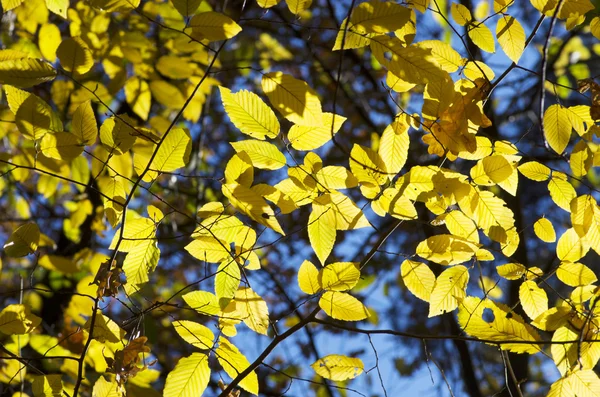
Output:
[3,222,40,257]
[400,259,435,302]
[15,94,54,140]
[170,0,202,17]
[451,3,472,25]
[99,116,137,155]
[288,113,346,150]
[308,197,337,265]
[215,260,241,308]
[416,234,478,266]
[548,176,576,212]
[349,0,411,34]
[262,72,323,126]
[315,166,358,190]
[234,287,270,335]
[182,291,221,316]
[0,304,41,334]
[319,262,360,292]
[189,12,242,41]
[533,217,556,242]
[230,139,286,170]
[311,355,364,381]
[349,144,388,188]
[496,262,526,280]
[544,104,572,155]
[298,260,321,295]
[287,0,312,14]
[319,291,370,321]
[39,24,61,61]
[444,210,479,243]
[122,240,160,294]
[519,280,548,320]
[378,120,409,175]
[185,236,230,263]
[548,370,600,397]
[0,57,57,88]
[416,40,462,73]
[45,0,68,18]
[257,0,280,6]
[224,152,254,187]
[557,228,589,262]
[40,131,83,161]
[496,16,525,63]
[557,261,597,287]
[92,376,121,397]
[57,37,94,74]
[222,183,284,235]
[468,22,495,53]
[164,353,210,397]
[124,77,151,121]
[71,100,98,145]
[32,375,62,397]
[219,86,280,140]
[173,321,214,350]
[1,0,24,11]
[151,128,191,173]
[88,0,140,12]
[216,337,259,395]
[428,265,469,317]
[458,296,541,354]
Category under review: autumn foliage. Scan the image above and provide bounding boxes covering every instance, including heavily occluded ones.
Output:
[1,0,600,396]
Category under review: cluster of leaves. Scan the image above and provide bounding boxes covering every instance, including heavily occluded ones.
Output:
[1,0,600,396]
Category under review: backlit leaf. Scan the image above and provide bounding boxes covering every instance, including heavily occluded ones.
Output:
[311,355,364,381]
[319,291,370,321]
[219,86,280,140]
[216,337,259,395]
[262,72,323,126]
[164,353,210,397]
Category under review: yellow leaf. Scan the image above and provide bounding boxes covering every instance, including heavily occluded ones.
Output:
[314,166,358,190]
[496,16,525,63]
[182,291,221,316]
[230,139,286,170]
[15,94,54,140]
[149,80,186,110]
[3,222,40,257]
[185,236,230,263]
[349,0,411,34]
[557,261,597,286]
[88,0,140,12]
[189,12,242,41]
[517,161,551,181]
[458,296,541,354]
[544,104,572,155]
[1,0,23,11]
[592,17,600,40]
[173,321,214,349]
[400,259,435,302]
[40,131,83,161]
[92,376,121,397]
[151,128,191,173]
[428,265,469,317]
[333,18,374,51]
[57,37,93,74]
[224,152,254,187]
[308,197,337,265]
[71,100,98,145]
[329,191,370,230]
[164,353,210,397]
[234,287,270,335]
[532,307,572,331]
[124,77,151,121]
[219,86,280,140]
[45,0,68,18]
[39,24,61,61]
[451,3,472,25]
[548,370,600,397]
[84,313,124,343]
[215,259,241,308]
[444,210,479,243]
[319,291,370,321]
[262,72,323,126]
[557,228,589,262]
[519,280,548,320]
[288,113,346,150]
[496,262,526,280]
[298,260,321,295]
[416,40,462,73]
[548,176,576,212]
[378,120,409,175]
[170,0,202,17]
[319,262,360,292]
[311,355,364,381]
[216,337,259,395]
[371,187,417,220]
[99,115,137,155]
[38,254,78,274]
[0,57,56,88]
[533,217,556,242]
[570,140,593,177]
[286,0,312,14]
[222,183,284,235]
[122,240,160,294]
[470,155,514,186]
[257,0,280,7]
[0,304,41,334]
[468,22,495,53]
[349,144,388,188]
[416,234,478,266]
[32,375,62,397]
